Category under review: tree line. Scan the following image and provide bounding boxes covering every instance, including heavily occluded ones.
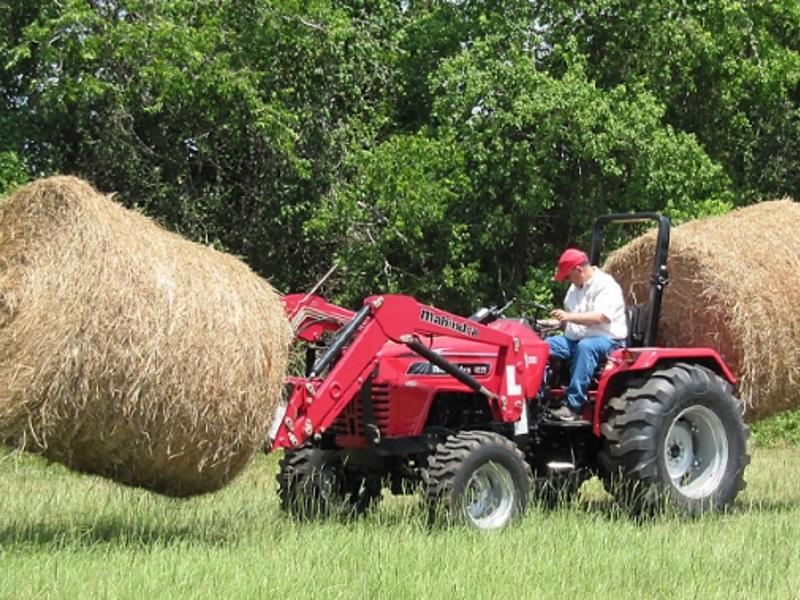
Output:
[2,1,798,312]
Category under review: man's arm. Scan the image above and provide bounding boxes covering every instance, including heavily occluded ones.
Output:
[551,309,609,326]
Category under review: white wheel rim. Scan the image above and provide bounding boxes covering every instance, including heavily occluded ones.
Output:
[664,405,729,499]
[462,461,515,529]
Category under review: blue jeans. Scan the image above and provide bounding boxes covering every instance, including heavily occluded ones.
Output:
[546,336,623,412]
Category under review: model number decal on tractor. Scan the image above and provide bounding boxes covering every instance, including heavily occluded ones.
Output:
[420,308,479,337]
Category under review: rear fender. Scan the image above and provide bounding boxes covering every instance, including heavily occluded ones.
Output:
[591,347,737,436]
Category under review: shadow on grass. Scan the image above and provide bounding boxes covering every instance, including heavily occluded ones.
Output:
[274,492,432,531]
[570,492,800,524]
[734,498,800,514]
[8,492,795,547]
[0,514,235,548]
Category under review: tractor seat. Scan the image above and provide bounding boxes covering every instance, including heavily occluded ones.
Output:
[626,302,651,348]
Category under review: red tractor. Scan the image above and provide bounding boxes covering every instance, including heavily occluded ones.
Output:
[269,213,749,529]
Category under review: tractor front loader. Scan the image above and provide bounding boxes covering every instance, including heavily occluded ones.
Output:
[269,214,749,529]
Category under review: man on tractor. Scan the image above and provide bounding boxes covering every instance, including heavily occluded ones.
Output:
[546,248,628,422]
[274,214,749,529]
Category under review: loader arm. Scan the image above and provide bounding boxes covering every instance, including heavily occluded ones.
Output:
[282,293,354,343]
[271,294,529,450]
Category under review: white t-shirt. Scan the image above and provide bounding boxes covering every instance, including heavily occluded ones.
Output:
[563,268,628,341]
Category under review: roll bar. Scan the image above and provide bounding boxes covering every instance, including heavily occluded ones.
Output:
[589,212,670,347]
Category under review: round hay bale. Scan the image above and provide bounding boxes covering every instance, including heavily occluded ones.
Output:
[604,199,800,421]
[0,176,289,496]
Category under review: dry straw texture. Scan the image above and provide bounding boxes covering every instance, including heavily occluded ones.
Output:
[605,199,800,420]
[0,176,289,496]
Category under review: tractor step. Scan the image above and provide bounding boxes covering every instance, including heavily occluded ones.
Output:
[540,417,592,429]
[546,461,576,473]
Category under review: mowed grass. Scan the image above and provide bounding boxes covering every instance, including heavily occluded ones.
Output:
[1,446,799,600]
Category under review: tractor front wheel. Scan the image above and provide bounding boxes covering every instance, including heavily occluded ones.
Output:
[425,431,532,530]
[277,446,382,519]
[599,363,749,516]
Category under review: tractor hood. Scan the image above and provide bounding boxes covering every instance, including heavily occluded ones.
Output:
[376,318,543,375]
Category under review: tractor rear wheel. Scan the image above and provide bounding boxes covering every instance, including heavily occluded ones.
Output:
[599,363,749,516]
[425,431,532,530]
[277,446,382,519]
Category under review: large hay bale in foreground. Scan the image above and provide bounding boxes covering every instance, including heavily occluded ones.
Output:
[605,199,800,420]
[0,176,289,496]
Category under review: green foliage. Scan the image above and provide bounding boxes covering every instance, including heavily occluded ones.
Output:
[394,0,539,129]
[311,36,736,311]
[0,1,798,306]
[752,409,800,447]
[536,0,800,202]
[430,43,733,229]
[0,151,27,197]
[0,0,403,289]
[309,133,477,309]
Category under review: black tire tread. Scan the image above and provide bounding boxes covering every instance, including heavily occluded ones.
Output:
[277,446,382,519]
[598,363,750,515]
[425,431,532,527]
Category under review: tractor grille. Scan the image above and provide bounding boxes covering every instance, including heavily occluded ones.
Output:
[329,383,391,437]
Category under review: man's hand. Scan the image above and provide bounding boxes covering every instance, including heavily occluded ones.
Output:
[551,309,610,326]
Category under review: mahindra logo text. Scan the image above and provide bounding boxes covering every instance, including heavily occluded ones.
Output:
[420,308,479,337]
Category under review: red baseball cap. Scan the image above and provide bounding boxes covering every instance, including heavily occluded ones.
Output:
[555,248,589,282]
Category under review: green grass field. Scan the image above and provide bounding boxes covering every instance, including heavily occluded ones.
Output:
[2,444,799,600]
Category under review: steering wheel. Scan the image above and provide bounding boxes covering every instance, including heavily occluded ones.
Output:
[469,298,515,324]
[519,301,561,336]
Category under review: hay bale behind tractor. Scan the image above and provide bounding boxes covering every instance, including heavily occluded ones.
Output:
[0,176,289,496]
[604,199,800,420]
